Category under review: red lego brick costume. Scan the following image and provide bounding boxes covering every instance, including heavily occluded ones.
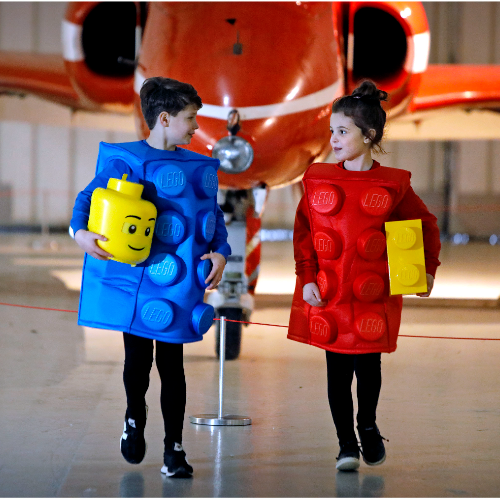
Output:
[288,161,441,354]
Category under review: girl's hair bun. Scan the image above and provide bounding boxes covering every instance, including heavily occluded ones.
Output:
[351,81,388,103]
[331,79,388,153]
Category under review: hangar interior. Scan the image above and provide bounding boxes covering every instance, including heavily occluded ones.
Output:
[0,2,499,238]
[0,2,499,498]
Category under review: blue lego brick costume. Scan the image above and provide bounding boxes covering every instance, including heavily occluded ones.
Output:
[70,140,231,343]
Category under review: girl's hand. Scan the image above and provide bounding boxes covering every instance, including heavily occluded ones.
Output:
[416,273,434,297]
[74,229,113,260]
[201,252,226,290]
[303,282,327,307]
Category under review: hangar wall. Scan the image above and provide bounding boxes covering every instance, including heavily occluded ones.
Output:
[0,2,137,227]
[0,2,499,237]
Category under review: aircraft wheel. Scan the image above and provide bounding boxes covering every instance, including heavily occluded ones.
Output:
[215,307,243,360]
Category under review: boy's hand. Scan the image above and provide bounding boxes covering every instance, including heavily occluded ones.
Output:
[303,282,326,307]
[201,252,226,290]
[416,273,434,297]
[74,229,113,260]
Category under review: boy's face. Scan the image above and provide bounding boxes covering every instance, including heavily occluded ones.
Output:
[163,104,199,148]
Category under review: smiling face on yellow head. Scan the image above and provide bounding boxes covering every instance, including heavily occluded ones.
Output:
[118,212,157,257]
[88,175,157,266]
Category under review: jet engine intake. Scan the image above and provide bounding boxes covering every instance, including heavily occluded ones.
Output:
[345,2,430,117]
[62,1,144,110]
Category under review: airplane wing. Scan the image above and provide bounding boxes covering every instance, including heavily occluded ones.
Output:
[0,51,135,131]
[0,51,81,109]
[387,64,500,141]
[410,64,500,113]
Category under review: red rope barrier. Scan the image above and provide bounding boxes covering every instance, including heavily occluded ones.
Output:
[214,317,288,328]
[398,334,500,341]
[0,302,498,341]
[215,318,500,340]
[0,301,78,313]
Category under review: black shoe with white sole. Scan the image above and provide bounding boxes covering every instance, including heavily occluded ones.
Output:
[357,424,387,466]
[161,443,193,478]
[336,439,360,471]
[120,406,148,464]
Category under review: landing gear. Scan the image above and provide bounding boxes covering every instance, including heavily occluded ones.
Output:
[214,307,243,360]
[207,186,268,360]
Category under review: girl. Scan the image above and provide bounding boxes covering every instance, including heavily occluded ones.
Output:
[288,81,441,471]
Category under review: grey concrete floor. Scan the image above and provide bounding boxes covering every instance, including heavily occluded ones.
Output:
[0,235,500,497]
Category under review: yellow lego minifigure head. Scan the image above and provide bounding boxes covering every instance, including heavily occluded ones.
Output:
[88,174,157,266]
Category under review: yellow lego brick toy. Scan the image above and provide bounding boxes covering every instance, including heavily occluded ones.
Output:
[88,174,157,266]
[385,219,427,295]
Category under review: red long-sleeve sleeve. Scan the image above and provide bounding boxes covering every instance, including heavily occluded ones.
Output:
[388,185,441,277]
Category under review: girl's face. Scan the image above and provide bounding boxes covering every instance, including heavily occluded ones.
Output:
[329,112,372,163]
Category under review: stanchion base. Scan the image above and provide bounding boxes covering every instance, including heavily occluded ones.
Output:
[189,414,252,426]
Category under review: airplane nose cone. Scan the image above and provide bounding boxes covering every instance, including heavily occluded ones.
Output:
[134,1,340,188]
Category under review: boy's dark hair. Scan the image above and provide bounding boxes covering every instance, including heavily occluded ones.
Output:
[331,80,388,153]
[140,77,203,130]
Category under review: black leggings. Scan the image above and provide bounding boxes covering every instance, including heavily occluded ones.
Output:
[326,351,382,443]
[123,332,186,448]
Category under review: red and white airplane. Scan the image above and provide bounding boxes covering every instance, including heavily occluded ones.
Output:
[1,1,500,358]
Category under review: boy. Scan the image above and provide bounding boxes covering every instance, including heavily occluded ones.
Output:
[70,77,230,477]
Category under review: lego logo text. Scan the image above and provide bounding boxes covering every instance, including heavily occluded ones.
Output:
[362,193,389,209]
[142,306,172,325]
[149,261,176,277]
[359,317,385,333]
[312,191,337,206]
[159,171,186,189]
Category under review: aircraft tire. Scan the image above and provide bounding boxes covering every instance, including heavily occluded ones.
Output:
[215,307,242,360]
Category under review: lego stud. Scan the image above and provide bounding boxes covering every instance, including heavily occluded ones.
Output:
[313,230,342,260]
[191,303,215,335]
[147,253,182,286]
[193,165,218,198]
[360,187,392,216]
[353,272,385,302]
[310,184,343,215]
[385,219,427,295]
[357,228,386,260]
[393,227,417,249]
[107,174,144,197]
[396,263,420,286]
[154,165,187,197]
[141,298,174,331]
[196,259,213,288]
[155,211,187,245]
[317,269,338,300]
[196,211,216,243]
[309,314,338,344]
[354,312,386,341]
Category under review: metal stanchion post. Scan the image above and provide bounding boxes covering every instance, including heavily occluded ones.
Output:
[41,190,49,238]
[218,316,226,418]
[190,316,251,426]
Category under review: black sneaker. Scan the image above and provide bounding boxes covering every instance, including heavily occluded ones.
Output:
[161,443,193,478]
[336,439,360,471]
[120,406,148,464]
[357,425,387,466]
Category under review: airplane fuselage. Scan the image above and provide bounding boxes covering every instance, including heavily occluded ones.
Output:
[134,2,343,189]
